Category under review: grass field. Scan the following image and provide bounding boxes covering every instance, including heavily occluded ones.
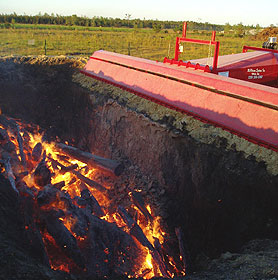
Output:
[0,24,263,62]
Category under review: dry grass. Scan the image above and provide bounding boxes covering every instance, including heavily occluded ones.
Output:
[0,25,263,61]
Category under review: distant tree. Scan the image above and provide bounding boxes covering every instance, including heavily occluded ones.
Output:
[153,22,162,33]
[234,22,245,37]
[0,12,232,32]
[71,14,79,25]
[224,22,231,34]
[11,18,15,26]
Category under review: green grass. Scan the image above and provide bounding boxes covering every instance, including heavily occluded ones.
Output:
[0,24,263,62]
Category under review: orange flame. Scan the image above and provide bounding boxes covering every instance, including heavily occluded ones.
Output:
[1,119,182,278]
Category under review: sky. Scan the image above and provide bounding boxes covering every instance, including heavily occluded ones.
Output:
[0,0,277,27]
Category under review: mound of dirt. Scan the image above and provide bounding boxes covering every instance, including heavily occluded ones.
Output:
[255,27,278,41]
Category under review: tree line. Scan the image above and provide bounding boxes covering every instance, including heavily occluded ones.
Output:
[0,13,225,31]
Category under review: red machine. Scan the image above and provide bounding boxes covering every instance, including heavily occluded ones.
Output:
[165,22,278,87]
[81,23,278,152]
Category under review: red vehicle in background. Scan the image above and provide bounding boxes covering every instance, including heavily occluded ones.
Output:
[166,22,278,88]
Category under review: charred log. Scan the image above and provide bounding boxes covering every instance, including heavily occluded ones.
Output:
[48,156,107,194]
[18,181,50,267]
[154,237,164,261]
[53,181,65,190]
[72,169,108,194]
[34,160,51,187]
[118,206,170,278]
[37,184,59,206]
[32,142,42,162]
[131,191,153,222]
[56,143,124,176]
[37,184,89,238]
[0,115,17,131]
[0,128,17,154]
[60,163,79,174]
[0,155,19,195]
[77,188,105,217]
[85,225,110,277]
[175,227,190,273]
[83,213,140,277]
[39,209,85,269]
[16,124,27,168]
[36,184,75,212]
[16,180,35,198]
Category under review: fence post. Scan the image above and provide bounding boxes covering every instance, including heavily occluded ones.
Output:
[128,42,131,55]
[44,40,47,55]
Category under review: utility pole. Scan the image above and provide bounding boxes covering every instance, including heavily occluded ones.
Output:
[125,13,131,27]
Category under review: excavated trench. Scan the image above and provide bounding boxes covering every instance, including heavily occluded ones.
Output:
[1,56,278,278]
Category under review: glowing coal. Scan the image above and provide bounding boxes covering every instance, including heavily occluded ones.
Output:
[0,113,186,278]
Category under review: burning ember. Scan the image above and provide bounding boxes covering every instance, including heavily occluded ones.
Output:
[0,114,186,278]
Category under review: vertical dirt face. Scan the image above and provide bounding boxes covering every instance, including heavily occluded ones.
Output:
[1,56,278,264]
[85,99,278,258]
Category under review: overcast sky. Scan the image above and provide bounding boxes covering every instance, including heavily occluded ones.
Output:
[0,0,277,27]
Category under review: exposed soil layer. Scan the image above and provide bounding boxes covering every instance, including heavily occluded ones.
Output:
[1,55,278,279]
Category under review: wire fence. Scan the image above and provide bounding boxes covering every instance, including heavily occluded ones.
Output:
[0,28,262,62]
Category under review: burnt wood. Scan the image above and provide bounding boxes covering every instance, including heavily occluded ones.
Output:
[60,163,79,174]
[37,184,59,206]
[79,188,105,217]
[0,156,19,194]
[56,143,124,176]
[118,206,170,278]
[84,213,140,278]
[16,180,35,198]
[16,124,27,168]
[53,181,65,190]
[175,227,190,273]
[18,181,50,267]
[0,115,17,130]
[132,191,153,222]
[32,142,42,162]
[34,160,51,187]
[40,209,85,268]
[48,156,107,194]
[37,184,88,238]
[0,128,17,154]
[72,169,108,194]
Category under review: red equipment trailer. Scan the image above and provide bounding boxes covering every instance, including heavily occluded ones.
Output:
[81,23,278,152]
[165,22,278,87]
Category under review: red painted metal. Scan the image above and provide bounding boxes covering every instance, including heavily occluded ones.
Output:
[211,31,216,42]
[81,50,278,152]
[170,23,277,87]
[163,57,211,72]
[243,45,278,54]
[190,48,278,87]
[172,22,220,71]
[182,22,187,38]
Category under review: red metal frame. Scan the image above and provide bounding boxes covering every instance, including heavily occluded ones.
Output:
[164,22,220,72]
[163,57,211,72]
[243,45,278,54]
[81,50,278,153]
[81,62,278,152]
